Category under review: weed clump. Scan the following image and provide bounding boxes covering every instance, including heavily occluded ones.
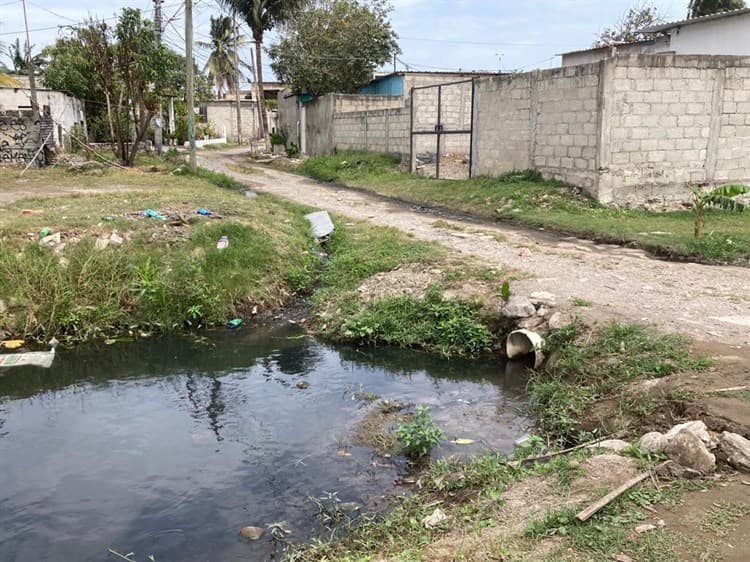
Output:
[395,406,444,459]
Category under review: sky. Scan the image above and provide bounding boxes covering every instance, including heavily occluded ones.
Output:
[0,0,692,85]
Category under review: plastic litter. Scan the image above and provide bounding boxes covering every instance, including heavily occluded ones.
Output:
[143,209,167,220]
[304,211,335,240]
[196,208,213,216]
[216,235,229,250]
[0,338,58,369]
[226,318,243,330]
[39,227,52,238]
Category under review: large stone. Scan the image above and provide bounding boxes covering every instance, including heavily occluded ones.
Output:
[547,311,573,331]
[586,439,631,453]
[639,431,668,454]
[502,296,536,318]
[529,291,557,307]
[719,431,750,471]
[664,429,716,473]
[665,420,716,449]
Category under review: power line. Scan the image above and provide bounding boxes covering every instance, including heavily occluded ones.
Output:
[397,35,581,48]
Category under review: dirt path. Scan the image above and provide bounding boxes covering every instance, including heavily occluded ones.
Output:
[203,148,750,349]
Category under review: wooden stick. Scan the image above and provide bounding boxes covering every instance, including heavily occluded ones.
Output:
[575,472,650,522]
[708,385,748,394]
[506,436,610,469]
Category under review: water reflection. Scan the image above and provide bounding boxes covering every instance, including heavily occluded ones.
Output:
[0,326,530,562]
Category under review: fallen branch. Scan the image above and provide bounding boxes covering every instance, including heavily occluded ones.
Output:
[575,463,669,522]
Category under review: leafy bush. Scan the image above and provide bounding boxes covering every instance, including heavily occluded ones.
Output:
[396,406,444,458]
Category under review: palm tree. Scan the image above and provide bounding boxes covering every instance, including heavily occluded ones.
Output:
[198,16,237,99]
[220,0,303,139]
[6,38,44,74]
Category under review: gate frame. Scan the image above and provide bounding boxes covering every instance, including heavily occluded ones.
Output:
[409,78,476,179]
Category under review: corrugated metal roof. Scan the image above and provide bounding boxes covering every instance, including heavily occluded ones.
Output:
[639,7,750,33]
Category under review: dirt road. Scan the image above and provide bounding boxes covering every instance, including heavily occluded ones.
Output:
[202,149,750,348]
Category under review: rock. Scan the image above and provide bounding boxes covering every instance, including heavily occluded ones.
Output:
[718,431,750,471]
[502,296,536,318]
[39,232,61,246]
[665,421,716,449]
[587,439,630,453]
[239,526,264,540]
[614,554,634,562]
[529,291,557,307]
[547,311,573,331]
[517,316,546,331]
[639,431,668,454]
[295,381,310,390]
[664,429,716,473]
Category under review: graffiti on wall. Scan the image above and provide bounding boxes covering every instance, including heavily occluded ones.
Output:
[0,113,41,165]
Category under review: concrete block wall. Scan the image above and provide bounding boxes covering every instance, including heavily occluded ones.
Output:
[204,101,261,143]
[599,54,750,205]
[472,62,602,191]
[333,107,409,154]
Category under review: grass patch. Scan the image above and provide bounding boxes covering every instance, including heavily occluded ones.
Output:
[0,166,318,341]
[295,151,750,264]
[529,322,711,443]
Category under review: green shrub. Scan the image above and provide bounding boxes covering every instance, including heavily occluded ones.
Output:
[396,406,444,458]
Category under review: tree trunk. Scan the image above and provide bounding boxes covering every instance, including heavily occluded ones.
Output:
[254,33,267,141]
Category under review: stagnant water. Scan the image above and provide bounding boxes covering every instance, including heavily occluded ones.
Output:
[0,325,530,561]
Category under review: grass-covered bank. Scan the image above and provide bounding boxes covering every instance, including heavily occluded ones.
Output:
[0,163,513,355]
[0,165,320,341]
[294,152,750,265]
[291,322,720,562]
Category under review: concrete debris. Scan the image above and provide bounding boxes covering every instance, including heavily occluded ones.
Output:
[718,431,750,472]
[421,507,448,529]
[664,429,716,474]
[586,439,631,453]
[639,431,668,454]
[502,296,536,318]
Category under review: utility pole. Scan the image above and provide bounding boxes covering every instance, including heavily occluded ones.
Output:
[185,0,197,172]
[154,0,164,155]
[233,12,243,145]
[21,0,39,114]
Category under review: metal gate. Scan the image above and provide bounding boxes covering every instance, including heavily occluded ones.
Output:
[409,79,475,180]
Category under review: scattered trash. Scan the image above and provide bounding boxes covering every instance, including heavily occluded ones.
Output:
[95,237,110,250]
[304,211,335,240]
[239,526,264,541]
[336,449,352,457]
[517,247,532,258]
[196,208,213,216]
[244,190,258,198]
[450,438,475,445]
[39,227,52,238]
[39,232,62,246]
[216,235,229,250]
[1,340,25,350]
[421,507,448,529]
[0,338,58,369]
[296,381,310,390]
[21,209,44,216]
[143,209,167,220]
[104,339,117,345]
[110,233,124,245]
[226,318,243,329]
[101,216,114,222]
[316,252,329,262]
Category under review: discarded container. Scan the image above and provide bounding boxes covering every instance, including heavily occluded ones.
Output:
[226,318,243,330]
[144,209,166,220]
[506,329,545,369]
[304,211,335,240]
[196,208,213,216]
[0,338,58,369]
[216,235,229,250]
[39,227,52,238]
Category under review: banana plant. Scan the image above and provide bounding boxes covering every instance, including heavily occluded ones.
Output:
[691,184,748,239]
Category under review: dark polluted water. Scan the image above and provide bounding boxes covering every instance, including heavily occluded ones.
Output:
[0,325,531,561]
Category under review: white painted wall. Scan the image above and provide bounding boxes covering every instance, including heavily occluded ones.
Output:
[668,13,750,56]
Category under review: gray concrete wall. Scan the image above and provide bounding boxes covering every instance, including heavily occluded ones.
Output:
[277,92,301,147]
[0,110,43,166]
[333,107,410,154]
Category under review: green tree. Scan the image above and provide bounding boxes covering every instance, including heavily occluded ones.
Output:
[688,0,746,18]
[691,184,747,238]
[5,38,45,74]
[268,0,399,96]
[220,0,304,138]
[594,3,663,46]
[198,15,238,99]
